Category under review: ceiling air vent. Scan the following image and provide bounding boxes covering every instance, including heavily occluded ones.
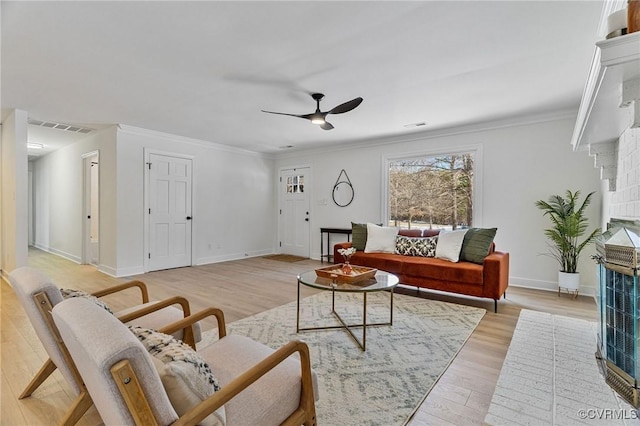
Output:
[28,118,94,134]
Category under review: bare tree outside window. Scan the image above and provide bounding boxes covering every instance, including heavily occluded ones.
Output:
[388,153,474,230]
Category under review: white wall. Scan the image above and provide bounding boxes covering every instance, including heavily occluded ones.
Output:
[275,115,603,295]
[0,109,29,277]
[113,126,276,276]
[30,124,277,277]
[32,126,117,268]
[26,114,603,291]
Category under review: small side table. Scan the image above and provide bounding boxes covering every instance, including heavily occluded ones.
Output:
[320,227,352,263]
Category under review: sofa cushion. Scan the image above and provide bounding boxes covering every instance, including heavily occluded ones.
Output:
[460,228,497,264]
[398,229,423,237]
[395,236,437,257]
[423,229,441,237]
[401,256,484,285]
[350,252,405,274]
[200,335,319,425]
[350,251,484,285]
[351,222,368,251]
[435,229,468,262]
[364,223,399,253]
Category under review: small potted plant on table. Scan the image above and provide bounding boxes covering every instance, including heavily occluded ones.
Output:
[535,190,600,298]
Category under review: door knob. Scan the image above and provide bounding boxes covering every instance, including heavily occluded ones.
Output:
[186,216,192,220]
[305,218,309,222]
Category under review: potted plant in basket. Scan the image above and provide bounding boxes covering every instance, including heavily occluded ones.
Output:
[535,190,600,295]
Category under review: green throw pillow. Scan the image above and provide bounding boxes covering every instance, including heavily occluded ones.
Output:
[460,228,497,264]
[351,222,368,251]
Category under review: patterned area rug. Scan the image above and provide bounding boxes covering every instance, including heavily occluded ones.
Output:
[485,310,640,425]
[201,291,485,425]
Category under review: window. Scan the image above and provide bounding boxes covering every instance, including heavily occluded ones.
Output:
[286,175,304,193]
[388,152,474,230]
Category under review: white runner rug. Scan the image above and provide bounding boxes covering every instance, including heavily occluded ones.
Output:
[485,309,640,425]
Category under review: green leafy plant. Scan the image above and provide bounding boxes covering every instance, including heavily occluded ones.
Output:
[535,190,600,273]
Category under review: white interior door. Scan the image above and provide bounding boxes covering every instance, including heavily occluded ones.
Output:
[279,167,310,257]
[147,153,193,271]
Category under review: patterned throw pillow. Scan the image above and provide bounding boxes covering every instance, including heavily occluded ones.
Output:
[395,235,413,255]
[60,288,114,314]
[129,326,225,426]
[414,236,438,257]
[395,236,438,257]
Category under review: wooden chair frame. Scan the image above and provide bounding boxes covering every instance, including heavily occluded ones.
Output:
[110,308,317,426]
[19,280,197,426]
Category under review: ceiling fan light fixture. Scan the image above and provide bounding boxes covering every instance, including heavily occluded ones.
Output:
[311,115,325,125]
[261,92,362,131]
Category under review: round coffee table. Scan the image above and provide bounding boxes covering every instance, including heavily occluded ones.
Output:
[296,269,399,350]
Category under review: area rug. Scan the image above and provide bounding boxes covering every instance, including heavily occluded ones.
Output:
[201,291,485,425]
[485,310,638,426]
[262,254,308,262]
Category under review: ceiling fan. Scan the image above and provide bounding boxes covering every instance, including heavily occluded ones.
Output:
[261,93,363,130]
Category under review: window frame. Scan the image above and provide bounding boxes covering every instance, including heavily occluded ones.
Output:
[381,144,484,228]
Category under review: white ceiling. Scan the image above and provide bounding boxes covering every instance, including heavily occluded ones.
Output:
[2,1,605,154]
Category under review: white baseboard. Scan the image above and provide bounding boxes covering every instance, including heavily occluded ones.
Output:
[508,276,596,298]
[33,243,81,264]
[99,265,145,278]
[195,248,273,266]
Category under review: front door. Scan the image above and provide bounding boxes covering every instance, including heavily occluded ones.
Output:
[279,167,310,258]
[146,152,193,271]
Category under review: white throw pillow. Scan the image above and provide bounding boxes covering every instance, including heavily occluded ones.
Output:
[364,223,399,253]
[435,229,468,262]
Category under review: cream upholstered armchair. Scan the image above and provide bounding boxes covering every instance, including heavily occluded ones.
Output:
[9,266,203,425]
[52,296,318,426]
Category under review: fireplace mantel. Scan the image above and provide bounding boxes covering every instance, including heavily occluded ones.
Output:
[571,31,640,191]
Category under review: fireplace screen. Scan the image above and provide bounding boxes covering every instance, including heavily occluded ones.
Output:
[601,266,638,377]
[596,224,640,406]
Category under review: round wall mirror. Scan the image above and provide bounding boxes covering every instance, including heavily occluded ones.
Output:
[333,181,354,207]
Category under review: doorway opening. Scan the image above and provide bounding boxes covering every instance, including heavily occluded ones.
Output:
[82,151,100,265]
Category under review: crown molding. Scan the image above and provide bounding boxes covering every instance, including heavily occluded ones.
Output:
[274,108,578,160]
[117,124,274,159]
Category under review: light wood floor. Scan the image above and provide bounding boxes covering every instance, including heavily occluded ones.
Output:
[1,249,598,425]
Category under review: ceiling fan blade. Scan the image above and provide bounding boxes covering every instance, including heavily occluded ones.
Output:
[328,97,363,115]
[320,121,334,130]
[261,110,308,120]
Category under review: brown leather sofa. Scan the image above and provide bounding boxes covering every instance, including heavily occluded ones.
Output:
[333,229,509,312]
